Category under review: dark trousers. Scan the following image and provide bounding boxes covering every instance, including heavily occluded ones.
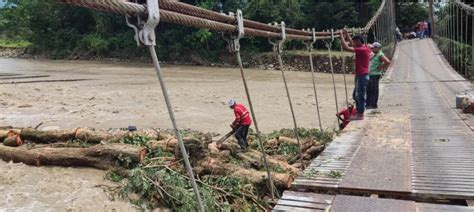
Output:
[366,75,381,108]
[235,125,249,149]
[353,74,369,114]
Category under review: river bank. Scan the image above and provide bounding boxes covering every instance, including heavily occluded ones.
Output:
[0,47,355,74]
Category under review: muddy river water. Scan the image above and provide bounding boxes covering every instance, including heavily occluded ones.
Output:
[0,58,354,210]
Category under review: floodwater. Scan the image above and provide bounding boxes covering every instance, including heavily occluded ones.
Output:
[0,58,354,210]
[0,58,354,135]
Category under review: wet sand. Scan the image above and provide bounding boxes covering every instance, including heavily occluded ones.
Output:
[0,58,354,210]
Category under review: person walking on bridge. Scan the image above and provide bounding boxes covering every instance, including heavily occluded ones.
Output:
[339,29,371,120]
[228,99,252,150]
[366,42,391,109]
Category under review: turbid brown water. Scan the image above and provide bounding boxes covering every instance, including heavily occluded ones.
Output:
[0,58,354,134]
[0,58,354,210]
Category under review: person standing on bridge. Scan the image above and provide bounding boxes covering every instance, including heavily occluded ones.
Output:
[339,29,371,120]
[366,42,391,109]
[228,99,252,151]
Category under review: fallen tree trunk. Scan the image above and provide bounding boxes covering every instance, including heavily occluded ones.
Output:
[148,137,208,164]
[236,150,300,174]
[20,128,76,144]
[0,143,147,170]
[194,158,294,190]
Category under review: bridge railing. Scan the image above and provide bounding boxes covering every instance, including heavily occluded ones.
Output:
[434,0,473,81]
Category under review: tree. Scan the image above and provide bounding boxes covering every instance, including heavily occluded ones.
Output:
[396,2,429,32]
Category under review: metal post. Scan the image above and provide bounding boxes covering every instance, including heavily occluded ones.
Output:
[305,28,323,132]
[225,10,277,200]
[326,29,341,129]
[270,22,305,169]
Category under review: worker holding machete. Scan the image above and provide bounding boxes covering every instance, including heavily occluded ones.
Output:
[228,99,252,151]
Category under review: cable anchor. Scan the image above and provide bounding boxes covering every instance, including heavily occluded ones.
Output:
[125,0,160,46]
[222,10,244,53]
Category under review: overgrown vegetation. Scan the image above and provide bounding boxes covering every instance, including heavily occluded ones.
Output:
[103,134,269,210]
[267,127,334,145]
[100,127,334,210]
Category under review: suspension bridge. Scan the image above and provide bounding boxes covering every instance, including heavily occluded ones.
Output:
[49,0,474,211]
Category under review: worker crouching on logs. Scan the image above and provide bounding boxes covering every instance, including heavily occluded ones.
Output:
[336,103,357,130]
[228,99,252,151]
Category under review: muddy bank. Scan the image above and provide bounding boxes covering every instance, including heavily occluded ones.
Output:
[0,47,354,74]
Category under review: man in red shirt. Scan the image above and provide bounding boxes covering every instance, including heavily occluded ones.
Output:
[339,29,371,120]
[228,99,252,150]
[336,104,357,130]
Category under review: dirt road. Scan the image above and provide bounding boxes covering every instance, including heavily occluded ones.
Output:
[0,58,354,210]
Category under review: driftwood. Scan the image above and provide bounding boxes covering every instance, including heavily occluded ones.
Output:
[235,150,300,174]
[288,144,325,165]
[16,128,133,144]
[194,158,294,190]
[0,143,147,170]
[148,137,208,164]
[20,128,76,144]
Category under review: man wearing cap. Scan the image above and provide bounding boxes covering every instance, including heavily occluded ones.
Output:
[339,29,371,120]
[228,99,252,150]
[366,42,391,109]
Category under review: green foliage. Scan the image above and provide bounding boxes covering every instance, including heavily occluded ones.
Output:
[272,165,286,173]
[268,128,334,145]
[328,170,343,179]
[0,39,31,48]
[105,171,124,183]
[396,2,428,30]
[277,143,300,155]
[120,134,151,147]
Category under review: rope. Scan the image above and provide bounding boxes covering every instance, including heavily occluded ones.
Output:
[307,43,323,132]
[454,0,474,13]
[364,0,386,32]
[148,46,205,212]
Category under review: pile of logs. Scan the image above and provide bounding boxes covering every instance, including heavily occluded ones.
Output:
[0,127,326,190]
[0,127,147,170]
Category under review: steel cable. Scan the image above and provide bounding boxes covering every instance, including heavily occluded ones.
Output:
[306,42,323,132]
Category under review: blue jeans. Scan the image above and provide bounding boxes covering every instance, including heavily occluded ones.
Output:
[353,74,369,114]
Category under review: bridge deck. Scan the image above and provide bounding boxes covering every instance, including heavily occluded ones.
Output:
[285,39,474,211]
[274,191,474,211]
